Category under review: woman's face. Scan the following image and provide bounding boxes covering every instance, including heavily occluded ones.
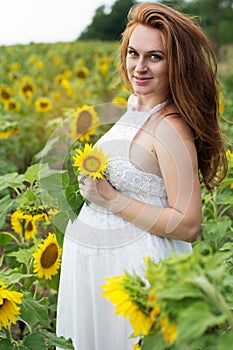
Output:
[126,24,169,105]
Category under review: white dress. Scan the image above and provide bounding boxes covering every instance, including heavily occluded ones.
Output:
[56,102,192,350]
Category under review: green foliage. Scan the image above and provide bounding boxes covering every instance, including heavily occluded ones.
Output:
[79,0,137,41]
[116,244,233,349]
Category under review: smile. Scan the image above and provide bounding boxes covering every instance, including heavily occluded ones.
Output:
[133,76,153,83]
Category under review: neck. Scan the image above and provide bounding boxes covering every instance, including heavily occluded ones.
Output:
[136,94,168,110]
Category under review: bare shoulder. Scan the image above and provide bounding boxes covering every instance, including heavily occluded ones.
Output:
[152,105,198,168]
[153,105,194,140]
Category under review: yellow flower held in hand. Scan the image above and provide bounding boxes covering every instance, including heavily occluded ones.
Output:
[33,233,62,280]
[73,143,110,180]
[0,282,23,331]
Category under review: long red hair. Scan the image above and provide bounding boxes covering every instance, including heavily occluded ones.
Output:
[119,2,227,190]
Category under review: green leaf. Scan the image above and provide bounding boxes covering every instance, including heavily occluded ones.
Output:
[176,301,226,344]
[3,241,21,269]
[41,330,74,349]
[0,231,18,245]
[0,270,34,286]
[0,338,13,350]
[22,332,46,350]
[39,173,69,199]
[0,195,16,229]
[157,280,202,301]
[7,248,33,267]
[142,333,166,350]
[52,211,69,234]
[24,164,40,185]
[65,185,83,211]
[218,333,233,350]
[0,172,25,192]
[20,293,50,328]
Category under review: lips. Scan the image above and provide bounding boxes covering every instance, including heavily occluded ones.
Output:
[133,75,152,83]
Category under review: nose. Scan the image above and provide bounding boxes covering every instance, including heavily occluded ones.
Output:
[135,57,148,73]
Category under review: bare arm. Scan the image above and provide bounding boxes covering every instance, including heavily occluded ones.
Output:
[80,116,202,243]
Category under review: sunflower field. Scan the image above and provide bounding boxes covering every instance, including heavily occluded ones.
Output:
[0,39,232,350]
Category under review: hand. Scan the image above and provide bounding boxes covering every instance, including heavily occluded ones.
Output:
[78,175,118,209]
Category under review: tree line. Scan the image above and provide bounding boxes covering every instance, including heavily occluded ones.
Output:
[78,0,233,55]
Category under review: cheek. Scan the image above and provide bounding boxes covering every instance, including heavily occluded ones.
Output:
[155,64,169,82]
[126,57,133,74]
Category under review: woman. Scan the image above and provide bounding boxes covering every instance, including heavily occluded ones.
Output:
[56,2,227,349]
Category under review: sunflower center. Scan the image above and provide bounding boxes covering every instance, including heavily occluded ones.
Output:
[40,102,48,109]
[41,243,59,269]
[83,156,101,172]
[1,90,10,99]
[23,85,33,93]
[76,70,86,79]
[26,221,33,231]
[76,111,92,134]
[9,102,17,110]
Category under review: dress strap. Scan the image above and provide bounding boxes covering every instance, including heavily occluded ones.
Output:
[150,100,169,114]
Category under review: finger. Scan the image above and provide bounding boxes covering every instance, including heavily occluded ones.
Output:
[78,175,86,185]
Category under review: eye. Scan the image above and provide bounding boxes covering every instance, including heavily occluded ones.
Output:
[149,54,163,62]
[127,49,138,58]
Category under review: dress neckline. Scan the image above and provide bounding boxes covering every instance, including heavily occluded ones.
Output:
[127,99,169,114]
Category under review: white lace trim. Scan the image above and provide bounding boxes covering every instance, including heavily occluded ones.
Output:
[105,159,166,197]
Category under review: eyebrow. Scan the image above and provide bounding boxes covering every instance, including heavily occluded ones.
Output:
[128,45,165,55]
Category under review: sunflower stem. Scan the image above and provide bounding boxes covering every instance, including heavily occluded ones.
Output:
[5,327,13,343]
[18,318,33,334]
[33,281,39,299]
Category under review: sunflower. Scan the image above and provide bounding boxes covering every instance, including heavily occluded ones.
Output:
[70,104,99,142]
[4,98,20,112]
[35,97,52,112]
[160,316,177,344]
[53,91,61,101]
[19,77,35,98]
[29,55,37,64]
[54,74,65,85]
[10,63,21,71]
[47,208,59,220]
[61,79,73,97]
[75,67,89,80]
[33,233,62,280]
[73,143,109,180]
[97,57,111,76]
[101,275,153,336]
[0,282,23,331]
[37,61,44,70]
[0,128,19,139]
[11,210,37,240]
[0,85,12,101]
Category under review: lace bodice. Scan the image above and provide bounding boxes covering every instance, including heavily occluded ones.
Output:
[98,103,167,202]
[105,159,166,198]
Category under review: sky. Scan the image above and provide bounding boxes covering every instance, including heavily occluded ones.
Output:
[0,0,119,46]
